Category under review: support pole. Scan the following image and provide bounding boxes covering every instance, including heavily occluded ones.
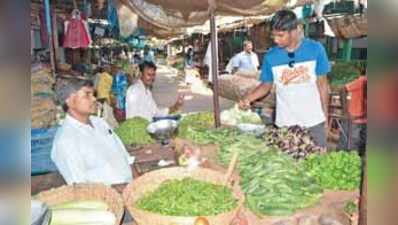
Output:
[343,39,353,62]
[359,151,367,225]
[44,0,56,76]
[209,8,221,128]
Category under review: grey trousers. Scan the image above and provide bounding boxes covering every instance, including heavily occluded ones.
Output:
[308,122,327,148]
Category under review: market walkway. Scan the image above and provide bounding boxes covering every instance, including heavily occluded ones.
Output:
[152,65,235,113]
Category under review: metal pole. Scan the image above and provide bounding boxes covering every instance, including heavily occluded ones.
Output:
[210,8,221,128]
[343,39,353,62]
[358,151,367,225]
[44,0,56,76]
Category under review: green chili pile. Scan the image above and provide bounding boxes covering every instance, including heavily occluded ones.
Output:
[135,178,237,216]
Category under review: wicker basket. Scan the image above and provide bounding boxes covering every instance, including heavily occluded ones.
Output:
[123,167,244,225]
[34,183,125,225]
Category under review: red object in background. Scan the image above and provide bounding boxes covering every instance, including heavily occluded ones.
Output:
[114,109,126,123]
[63,19,91,48]
[346,76,367,123]
[63,10,91,49]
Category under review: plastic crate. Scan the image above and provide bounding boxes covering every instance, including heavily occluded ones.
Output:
[31,127,58,175]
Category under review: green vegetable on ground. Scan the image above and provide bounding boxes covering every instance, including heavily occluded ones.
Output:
[302,151,362,190]
[114,117,154,146]
[135,178,237,216]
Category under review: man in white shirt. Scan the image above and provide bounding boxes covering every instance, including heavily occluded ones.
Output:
[126,61,184,120]
[231,40,260,74]
[239,10,330,148]
[51,79,133,185]
[143,45,156,64]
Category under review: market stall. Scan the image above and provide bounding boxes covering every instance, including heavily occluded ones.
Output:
[31,1,367,225]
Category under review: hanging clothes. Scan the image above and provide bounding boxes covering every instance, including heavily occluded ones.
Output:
[39,9,49,48]
[63,9,92,49]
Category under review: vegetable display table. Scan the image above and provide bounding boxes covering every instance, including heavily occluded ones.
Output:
[126,143,177,176]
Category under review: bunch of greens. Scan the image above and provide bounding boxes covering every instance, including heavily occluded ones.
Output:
[135,178,237,216]
[114,117,154,146]
[329,61,361,86]
[178,112,215,139]
[263,125,326,160]
[302,151,362,190]
[344,201,358,215]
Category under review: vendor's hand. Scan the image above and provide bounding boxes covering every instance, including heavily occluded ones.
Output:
[238,99,251,110]
[176,93,185,105]
[170,93,185,113]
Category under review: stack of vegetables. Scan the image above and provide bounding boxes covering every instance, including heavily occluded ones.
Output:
[263,125,326,160]
[302,151,362,190]
[218,136,322,216]
[135,178,237,216]
[220,105,263,126]
[178,112,215,140]
[31,63,58,129]
[114,117,154,146]
[49,200,116,225]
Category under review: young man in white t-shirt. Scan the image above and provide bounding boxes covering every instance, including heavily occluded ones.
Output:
[239,9,330,148]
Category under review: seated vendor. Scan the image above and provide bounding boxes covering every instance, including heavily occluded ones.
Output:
[51,79,133,185]
[126,61,184,120]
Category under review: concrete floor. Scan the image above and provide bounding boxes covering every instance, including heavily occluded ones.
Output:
[152,65,235,113]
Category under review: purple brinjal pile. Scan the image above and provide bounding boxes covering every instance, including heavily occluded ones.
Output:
[263,125,326,160]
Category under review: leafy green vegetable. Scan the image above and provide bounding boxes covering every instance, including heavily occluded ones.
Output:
[114,117,154,146]
[329,61,362,86]
[135,178,237,216]
[302,151,362,190]
[178,112,215,139]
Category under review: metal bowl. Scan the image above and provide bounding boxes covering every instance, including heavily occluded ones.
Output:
[147,119,178,144]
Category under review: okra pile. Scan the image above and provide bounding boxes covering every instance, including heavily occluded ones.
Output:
[217,135,322,216]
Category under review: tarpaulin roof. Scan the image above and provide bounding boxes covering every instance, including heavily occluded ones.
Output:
[119,0,313,38]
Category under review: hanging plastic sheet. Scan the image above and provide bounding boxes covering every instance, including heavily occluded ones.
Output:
[117,3,139,38]
[108,0,120,37]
